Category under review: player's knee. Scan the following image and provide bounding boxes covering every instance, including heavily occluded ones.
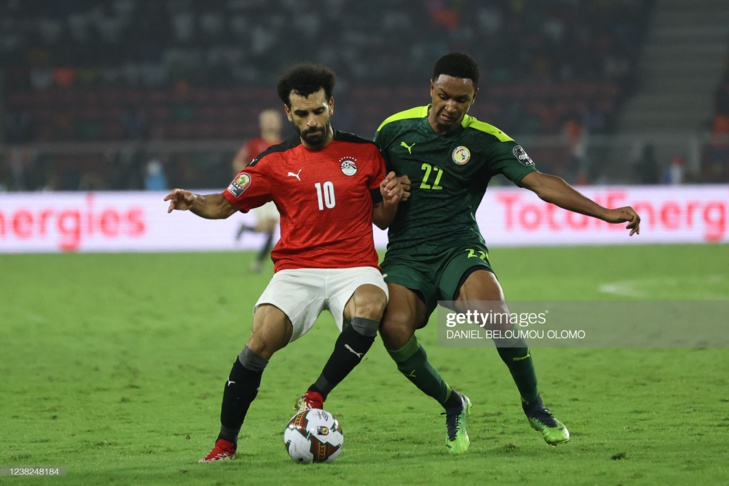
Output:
[245,335,268,357]
[246,331,287,360]
[379,308,416,348]
[357,302,386,322]
[352,286,388,320]
[381,305,411,330]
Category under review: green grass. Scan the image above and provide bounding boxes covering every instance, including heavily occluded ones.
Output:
[1,244,728,485]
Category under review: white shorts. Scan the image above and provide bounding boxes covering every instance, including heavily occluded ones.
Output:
[253,201,280,223]
[254,266,388,342]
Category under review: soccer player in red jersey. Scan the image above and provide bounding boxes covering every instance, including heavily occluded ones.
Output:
[231,109,283,273]
[233,109,284,170]
[165,63,409,462]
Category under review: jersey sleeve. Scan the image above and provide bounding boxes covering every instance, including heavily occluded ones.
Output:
[369,145,386,189]
[368,145,386,205]
[222,159,274,212]
[487,140,538,184]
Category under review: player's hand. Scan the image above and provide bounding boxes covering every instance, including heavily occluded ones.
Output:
[604,206,641,236]
[380,171,410,205]
[164,188,196,213]
[398,174,411,201]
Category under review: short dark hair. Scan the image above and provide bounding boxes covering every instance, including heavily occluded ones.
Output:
[276,63,336,107]
[432,52,479,88]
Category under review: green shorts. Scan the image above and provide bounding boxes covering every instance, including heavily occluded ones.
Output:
[381,242,494,320]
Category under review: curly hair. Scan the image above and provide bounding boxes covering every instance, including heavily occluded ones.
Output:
[276,63,337,107]
[432,52,480,88]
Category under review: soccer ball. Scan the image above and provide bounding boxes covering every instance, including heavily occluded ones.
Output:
[284,409,344,463]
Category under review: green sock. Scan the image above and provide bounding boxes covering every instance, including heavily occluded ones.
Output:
[387,336,452,406]
[496,341,539,403]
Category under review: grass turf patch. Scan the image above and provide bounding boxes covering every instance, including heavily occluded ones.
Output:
[1,245,727,484]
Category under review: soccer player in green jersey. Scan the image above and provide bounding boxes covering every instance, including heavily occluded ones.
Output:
[374,52,641,454]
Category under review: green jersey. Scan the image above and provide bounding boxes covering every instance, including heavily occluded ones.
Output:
[375,105,537,255]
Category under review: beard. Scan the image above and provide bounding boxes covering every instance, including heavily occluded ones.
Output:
[298,124,331,148]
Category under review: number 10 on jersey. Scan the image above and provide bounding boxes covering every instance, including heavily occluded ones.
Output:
[315,181,336,210]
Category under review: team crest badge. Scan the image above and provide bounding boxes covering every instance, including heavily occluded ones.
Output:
[340,157,358,176]
[512,145,534,166]
[452,146,471,165]
[227,173,251,197]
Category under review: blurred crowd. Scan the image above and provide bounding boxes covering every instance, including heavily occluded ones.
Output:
[4,0,651,92]
[4,0,726,190]
[4,0,653,139]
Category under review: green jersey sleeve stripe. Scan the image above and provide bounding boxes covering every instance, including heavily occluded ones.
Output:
[376,106,429,132]
[463,115,514,142]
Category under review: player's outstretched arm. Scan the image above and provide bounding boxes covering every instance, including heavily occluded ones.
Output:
[519,171,641,236]
[372,172,411,229]
[164,189,239,220]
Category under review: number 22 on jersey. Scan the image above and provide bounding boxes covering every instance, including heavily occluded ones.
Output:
[420,163,443,190]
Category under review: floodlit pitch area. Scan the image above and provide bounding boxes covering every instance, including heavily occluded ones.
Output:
[1,245,727,484]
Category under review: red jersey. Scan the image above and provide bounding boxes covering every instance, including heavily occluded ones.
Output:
[223,131,386,272]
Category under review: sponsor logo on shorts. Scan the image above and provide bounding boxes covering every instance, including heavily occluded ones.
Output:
[340,157,358,176]
[452,146,471,165]
[512,145,534,166]
[228,173,251,197]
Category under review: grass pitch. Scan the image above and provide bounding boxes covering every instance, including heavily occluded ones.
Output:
[1,244,728,485]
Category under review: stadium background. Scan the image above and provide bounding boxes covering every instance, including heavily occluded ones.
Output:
[2,0,728,193]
